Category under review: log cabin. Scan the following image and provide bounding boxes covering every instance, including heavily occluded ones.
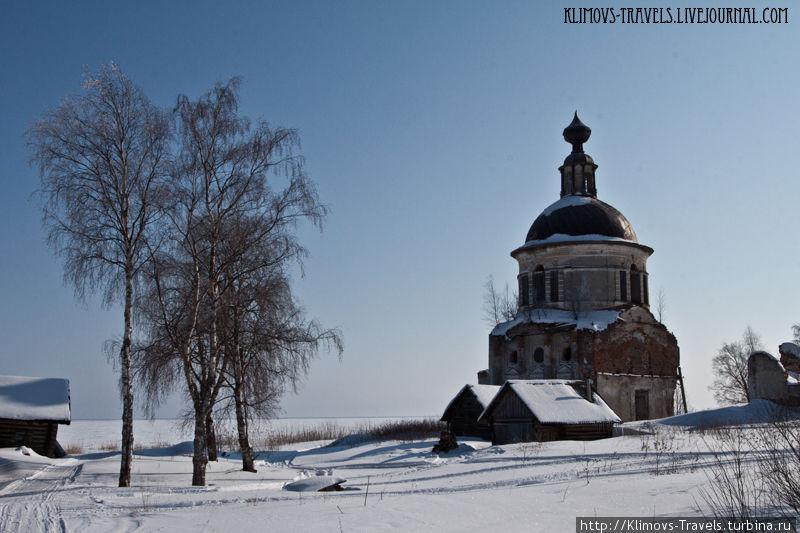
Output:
[0,375,71,457]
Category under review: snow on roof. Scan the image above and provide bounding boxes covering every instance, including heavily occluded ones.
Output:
[780,342,800,359]
[490,308,621,338]
[0,376,71,423]
[469,385,501,409]
[441,384,501,421]
[479,380,620,425]
[541,195,594,216]
[519,233,637,250]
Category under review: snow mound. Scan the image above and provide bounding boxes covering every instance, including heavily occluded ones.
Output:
[14,446,39,456]
[135,441,194,457]
[283,475,348,492]
[325,433,374,448]
[650,399,799,429]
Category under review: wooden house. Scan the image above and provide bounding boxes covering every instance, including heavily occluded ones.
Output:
[477,380,620,444]
[0,376,71,457]
[440,384,500,440]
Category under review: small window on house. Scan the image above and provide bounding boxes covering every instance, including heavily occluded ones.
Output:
[562,346,572,362]
[534,348,544,363]
[533,266,545,304]
[550,270,559,302]
[518,274,529,307]
[619,270,628,301]
[509,351,518,364]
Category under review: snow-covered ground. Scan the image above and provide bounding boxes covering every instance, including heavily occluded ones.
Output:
[0,404,793,532]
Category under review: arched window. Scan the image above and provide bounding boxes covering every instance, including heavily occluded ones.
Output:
[631,265,642,304]
[550,270,560,302]
[518,274,529,307]
[533,265,545,304]
[562,346,572,362]
[643,274,649,305]
[509,351,518,364]
[619,270,628,301]
[573,164,583,193]
[533,348,544,363]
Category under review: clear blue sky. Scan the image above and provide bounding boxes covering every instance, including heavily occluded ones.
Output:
[1,1,798,419]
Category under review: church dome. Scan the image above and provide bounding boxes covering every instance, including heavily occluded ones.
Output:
[520,113,638,246]
[525,195,637,243]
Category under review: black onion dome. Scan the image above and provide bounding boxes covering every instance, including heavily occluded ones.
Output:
[525,195,637,243]
[563,112,591,152]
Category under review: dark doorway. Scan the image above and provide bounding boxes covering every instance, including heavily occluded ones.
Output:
[634,390,650,420]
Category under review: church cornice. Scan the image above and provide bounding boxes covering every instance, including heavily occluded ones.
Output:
[511,237,653,259]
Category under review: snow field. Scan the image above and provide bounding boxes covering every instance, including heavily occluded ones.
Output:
[1,423,726,532]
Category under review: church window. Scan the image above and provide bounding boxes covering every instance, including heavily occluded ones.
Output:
[534,348,544,363]
[533,266,545,304]
[562,346,572,361]
[509,351,518,364]
[550,270,559,302]
[643,275,649,305]
[562,167,573,195]
[518,274,529,307]
[630,265,642,304]
[573,164,583,193]
[619,271,628,301]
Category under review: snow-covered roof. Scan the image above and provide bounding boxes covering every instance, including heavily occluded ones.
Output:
[779,342,800,359]
[541,195,594,216]
[479,380,620,425]
[0,376,71,423]
[518,233,638,250]
[441,384,501,421]
[490,308,621,338]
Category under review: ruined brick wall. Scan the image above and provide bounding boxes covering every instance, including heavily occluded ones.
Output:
[779,342,800,375]
[579,307,679,378]
[487,305,680,420]
[748,351,800,407]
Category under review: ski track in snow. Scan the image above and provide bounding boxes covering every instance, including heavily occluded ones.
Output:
[0,460,80,533]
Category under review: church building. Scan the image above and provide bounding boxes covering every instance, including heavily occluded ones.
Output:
[478,114,680,422]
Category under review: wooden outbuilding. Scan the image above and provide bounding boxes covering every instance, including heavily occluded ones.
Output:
[0,376,71,457]
[477,380,619,444]
[440,384,500,440]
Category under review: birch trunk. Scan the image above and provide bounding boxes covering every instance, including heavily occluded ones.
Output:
[118,269,135,487]
[234,377,256,472]
[192,402,208,486]
[206,414,218,462]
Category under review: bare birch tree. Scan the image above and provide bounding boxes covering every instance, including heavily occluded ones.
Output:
[27,63,169,487]
[219,252,342,472]
[136,78,337,485]
[655,287,666,323]
[709,326,763,405]
[483,275,517,327]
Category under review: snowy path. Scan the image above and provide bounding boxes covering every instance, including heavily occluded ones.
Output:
[0,459,81,532]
